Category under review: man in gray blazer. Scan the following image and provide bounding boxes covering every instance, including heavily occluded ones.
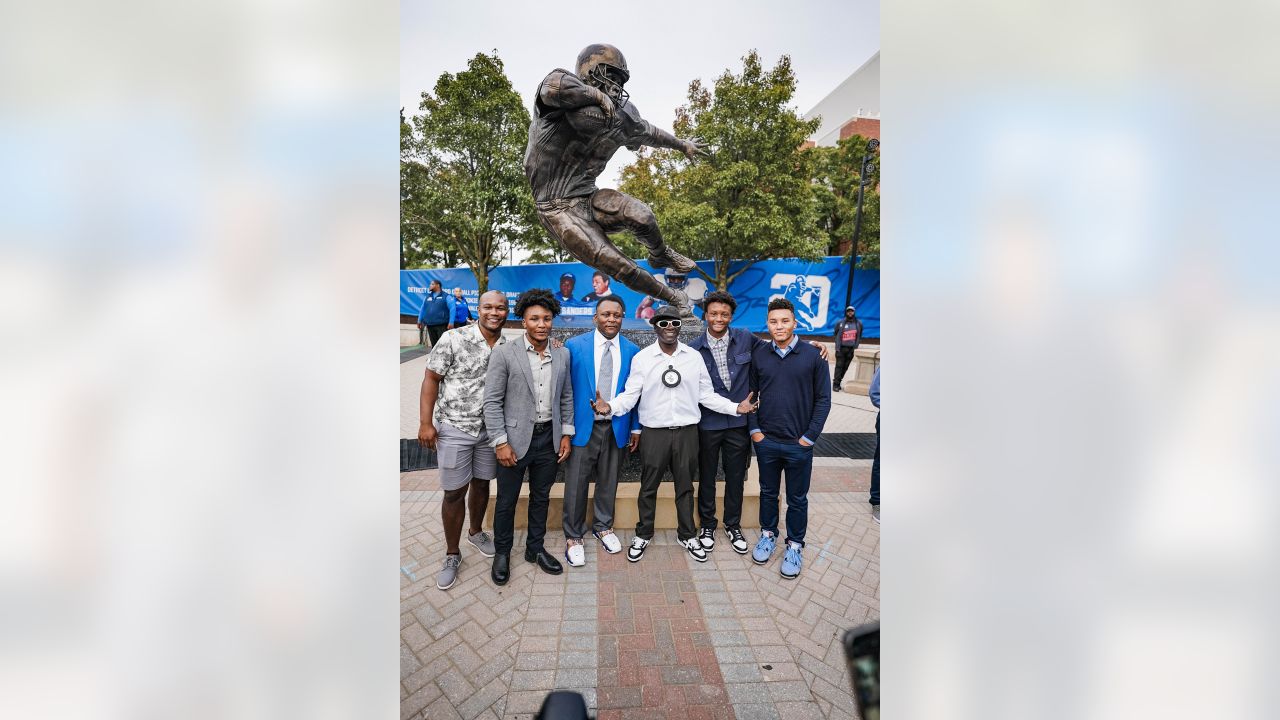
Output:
[483,288,575,584]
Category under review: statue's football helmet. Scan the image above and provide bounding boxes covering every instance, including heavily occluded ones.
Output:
[576,44,630,106]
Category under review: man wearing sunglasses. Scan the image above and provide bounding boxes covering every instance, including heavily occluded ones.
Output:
[591,306,758,563]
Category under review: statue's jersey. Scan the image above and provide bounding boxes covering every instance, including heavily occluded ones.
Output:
[524,69,660,203]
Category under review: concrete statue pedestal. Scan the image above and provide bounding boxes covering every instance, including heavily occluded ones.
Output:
[844,346,880,395]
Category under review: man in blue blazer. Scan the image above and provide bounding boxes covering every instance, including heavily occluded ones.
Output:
[562,294,641,567]
[688,290,829,555]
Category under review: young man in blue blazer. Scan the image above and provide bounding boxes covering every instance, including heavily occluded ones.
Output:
[562,294,641,567]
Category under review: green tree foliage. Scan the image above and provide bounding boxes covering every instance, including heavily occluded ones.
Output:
[619,51,824,290]
[400,52,542,291]
[812,134,881,268]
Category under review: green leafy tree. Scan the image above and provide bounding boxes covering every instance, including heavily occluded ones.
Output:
[812,134,881,268]
[619,51,824,290]
[400,52,542,291]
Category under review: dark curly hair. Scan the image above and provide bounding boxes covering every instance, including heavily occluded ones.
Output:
[767,297,795,316]
[515,288,561,318]
[703,290,737,314]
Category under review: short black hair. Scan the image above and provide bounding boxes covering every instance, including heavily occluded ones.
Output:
[429,279,441,289]
[767,297,795,316]
[515,288,561,318]
[592,270,608,281]
[703,290,737,314]
[595,293,626,314]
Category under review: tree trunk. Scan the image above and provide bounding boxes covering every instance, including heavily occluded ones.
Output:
[473,264,489,293]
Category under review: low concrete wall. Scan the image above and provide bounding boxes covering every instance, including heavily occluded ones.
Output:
[401,324,422,348]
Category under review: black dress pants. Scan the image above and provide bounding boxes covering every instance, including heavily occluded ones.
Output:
[493,427,557,555]
[635,425,699,541]
[696,426,750,531]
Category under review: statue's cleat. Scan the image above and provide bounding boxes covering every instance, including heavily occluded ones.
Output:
[648,246,697,274]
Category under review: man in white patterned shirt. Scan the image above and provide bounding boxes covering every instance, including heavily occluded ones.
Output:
[418,291,508,591]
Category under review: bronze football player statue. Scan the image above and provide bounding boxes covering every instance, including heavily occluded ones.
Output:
[524,44,707,320]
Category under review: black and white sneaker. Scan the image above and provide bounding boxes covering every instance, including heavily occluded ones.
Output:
[726,527,749,554]
[627,536,650,562]
[697,527,716,551]
[680,537,709,562]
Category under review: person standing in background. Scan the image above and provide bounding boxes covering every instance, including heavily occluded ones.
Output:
[451,287,472,326]
[832,306,863,392]
[869,366,880,523]
[417,279,454,347]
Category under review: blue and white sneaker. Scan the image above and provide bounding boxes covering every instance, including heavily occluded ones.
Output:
[780,541,803,579]
[752,531,777,565]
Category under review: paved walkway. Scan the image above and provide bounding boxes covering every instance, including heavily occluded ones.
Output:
[402,330,880,719]
[401,458,878,720]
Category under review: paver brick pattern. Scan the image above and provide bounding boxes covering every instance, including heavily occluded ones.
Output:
[402,461,877,720]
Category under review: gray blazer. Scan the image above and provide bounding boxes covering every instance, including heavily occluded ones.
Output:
[483,337,574,459]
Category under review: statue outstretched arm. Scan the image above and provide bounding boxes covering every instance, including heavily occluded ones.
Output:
[633,120,710,161]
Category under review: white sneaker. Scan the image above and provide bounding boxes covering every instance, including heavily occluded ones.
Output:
[594,529,622,554]
[565,541,586,568]
[627,536,650,562]
[697,527,716,550]
[680,537,709,563]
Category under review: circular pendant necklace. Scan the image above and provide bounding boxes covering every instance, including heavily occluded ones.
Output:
[661,364,682,388]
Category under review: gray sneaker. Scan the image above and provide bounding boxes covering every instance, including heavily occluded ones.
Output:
[437,554,462,590]
[872,505,880,524]
[468,530,496,557]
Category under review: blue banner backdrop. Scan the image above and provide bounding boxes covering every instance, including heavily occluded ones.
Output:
[401,257,879,337]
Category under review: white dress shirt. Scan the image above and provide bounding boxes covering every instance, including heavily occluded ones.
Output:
[608,342,740,427]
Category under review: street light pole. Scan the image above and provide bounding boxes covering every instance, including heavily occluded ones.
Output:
[844,138,879,313]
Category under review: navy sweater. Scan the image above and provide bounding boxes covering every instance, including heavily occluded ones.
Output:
[748,339,832,443]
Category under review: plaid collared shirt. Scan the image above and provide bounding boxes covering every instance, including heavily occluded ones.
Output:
[707,332,731,388]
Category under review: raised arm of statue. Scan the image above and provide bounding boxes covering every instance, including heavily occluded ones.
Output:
[631,119,709,161]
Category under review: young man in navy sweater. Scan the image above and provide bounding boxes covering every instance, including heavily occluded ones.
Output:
[748,298,832,579]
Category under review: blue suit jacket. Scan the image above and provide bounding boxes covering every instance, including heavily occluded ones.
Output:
[687,326,766,430]
[566,331,640,448]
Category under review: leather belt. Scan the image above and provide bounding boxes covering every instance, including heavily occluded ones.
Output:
[533,421,552,434]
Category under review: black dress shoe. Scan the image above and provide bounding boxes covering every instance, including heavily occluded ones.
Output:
[524,548,563,575]
[491,553,510,585]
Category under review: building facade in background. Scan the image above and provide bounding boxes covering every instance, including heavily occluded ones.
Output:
[804,51,879,147]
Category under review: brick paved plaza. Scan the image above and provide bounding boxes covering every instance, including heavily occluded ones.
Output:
[401,343,880,719]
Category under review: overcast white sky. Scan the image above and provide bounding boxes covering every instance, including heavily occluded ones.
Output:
[401,0,879,187]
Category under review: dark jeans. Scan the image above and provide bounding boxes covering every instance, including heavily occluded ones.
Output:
[870,413,879,506]
[425,324,447,346]
[697,426,750,531]
[493,427,557,555]
[636,425,699,541]
[833,347,856,386]
[754,437,814,547]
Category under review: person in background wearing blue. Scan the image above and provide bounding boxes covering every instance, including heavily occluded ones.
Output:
[555,273,579,305]
[748,297,832,579]
[417,279,455,347]
[451,287,472,326]
[869,366,880,523]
